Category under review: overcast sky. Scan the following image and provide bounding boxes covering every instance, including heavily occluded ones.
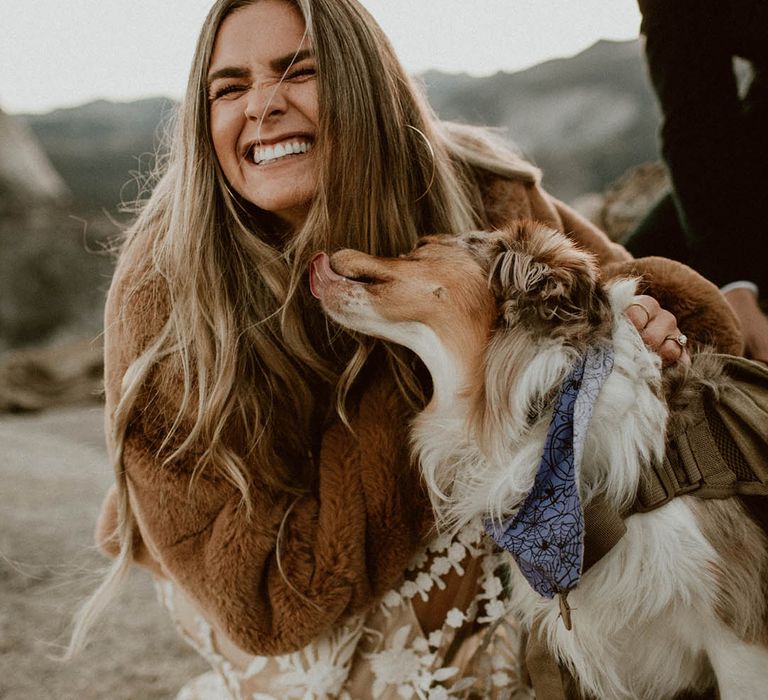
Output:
[2,0,642,115]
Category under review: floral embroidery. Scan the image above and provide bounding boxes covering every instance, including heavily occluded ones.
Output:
[159,523,526,700]
[368,624,445,698]
[445,609,465,629]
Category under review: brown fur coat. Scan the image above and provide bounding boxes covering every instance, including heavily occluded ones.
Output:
[96,174,742,656]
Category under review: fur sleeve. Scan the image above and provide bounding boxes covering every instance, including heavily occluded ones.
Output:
[602,256,744,354]
[119,369,430,657]
[98,245,432,657]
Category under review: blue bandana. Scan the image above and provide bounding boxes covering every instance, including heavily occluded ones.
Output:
[485,345,614,603]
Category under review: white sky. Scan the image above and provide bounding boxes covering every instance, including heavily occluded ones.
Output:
[1,0,642,115]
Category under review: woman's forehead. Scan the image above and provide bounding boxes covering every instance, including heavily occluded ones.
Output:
[209,0,310,74]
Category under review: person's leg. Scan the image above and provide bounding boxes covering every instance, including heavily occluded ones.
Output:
[637,0,768,290]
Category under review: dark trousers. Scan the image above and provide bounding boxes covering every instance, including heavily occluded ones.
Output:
[625,0,768,291]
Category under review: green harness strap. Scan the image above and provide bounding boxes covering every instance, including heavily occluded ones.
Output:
[584,355,768,577]
[636,355,768,512]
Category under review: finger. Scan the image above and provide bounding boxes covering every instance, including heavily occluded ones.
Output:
[658,335,690,368]
[627,295,690,368]
[625,303,650,332]
[624,295,659,332]
[654,335,683,367]
[640,309,678,350]
[639,309,684,367]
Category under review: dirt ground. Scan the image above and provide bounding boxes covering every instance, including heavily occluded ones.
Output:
[0,405,208,700]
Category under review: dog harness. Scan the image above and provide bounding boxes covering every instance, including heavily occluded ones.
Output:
[522,354,768,700]
[588,354,768,564]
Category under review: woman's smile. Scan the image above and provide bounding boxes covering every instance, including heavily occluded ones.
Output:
[243,136,314,166]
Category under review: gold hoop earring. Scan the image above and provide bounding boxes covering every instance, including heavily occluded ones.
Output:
[406,124,437,202]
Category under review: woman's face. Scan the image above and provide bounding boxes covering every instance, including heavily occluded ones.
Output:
[208,0,319,227]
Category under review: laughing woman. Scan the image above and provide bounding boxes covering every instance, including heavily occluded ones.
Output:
[78,0,741,697]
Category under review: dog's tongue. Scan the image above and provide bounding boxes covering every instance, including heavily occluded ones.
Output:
[309,252,344,299]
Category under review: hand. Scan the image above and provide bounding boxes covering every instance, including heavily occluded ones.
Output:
[723,288,768,364]
[625,294,691,368]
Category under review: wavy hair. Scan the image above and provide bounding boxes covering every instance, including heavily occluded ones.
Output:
[67,0,539,656]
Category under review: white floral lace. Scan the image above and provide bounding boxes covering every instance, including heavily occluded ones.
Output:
[158,521,533,700]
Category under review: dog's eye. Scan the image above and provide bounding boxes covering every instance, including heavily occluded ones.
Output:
[348,274,379,284]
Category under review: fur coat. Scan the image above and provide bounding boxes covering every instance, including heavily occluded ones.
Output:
[96,173,743,657]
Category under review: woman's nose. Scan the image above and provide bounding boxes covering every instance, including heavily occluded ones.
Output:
[243,81,288,121]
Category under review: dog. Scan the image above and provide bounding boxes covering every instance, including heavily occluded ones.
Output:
[309,221,768,699]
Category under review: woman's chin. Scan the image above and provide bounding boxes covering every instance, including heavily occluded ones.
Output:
[236,174,316,227]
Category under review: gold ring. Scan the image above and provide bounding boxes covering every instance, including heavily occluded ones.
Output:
[664,333,688,349]
[627,302,651,328]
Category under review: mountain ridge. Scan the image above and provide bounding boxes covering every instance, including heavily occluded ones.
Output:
[0,38,664,352]
[16,38,661,207]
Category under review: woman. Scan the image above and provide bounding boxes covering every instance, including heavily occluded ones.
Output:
[79,0,741,697]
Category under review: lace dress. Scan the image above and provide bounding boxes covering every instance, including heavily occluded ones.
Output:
[157,522,532,699]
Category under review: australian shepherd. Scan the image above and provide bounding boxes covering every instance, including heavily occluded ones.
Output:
[309,222,768,700]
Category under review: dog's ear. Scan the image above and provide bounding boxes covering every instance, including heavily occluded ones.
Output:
[489,222,607,332]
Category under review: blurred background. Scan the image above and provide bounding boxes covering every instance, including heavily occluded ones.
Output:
[0,1,670,698]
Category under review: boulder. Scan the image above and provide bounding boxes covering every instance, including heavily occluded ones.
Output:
[0,105,69,210]
[0,338,103,413]
[572,161,671,242]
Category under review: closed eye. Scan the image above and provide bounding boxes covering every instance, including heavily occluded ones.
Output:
[286,66,316,81]
[348,274,380,284]
[210,83,248,101]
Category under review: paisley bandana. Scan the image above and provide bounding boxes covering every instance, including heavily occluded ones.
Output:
[485,344,614,601]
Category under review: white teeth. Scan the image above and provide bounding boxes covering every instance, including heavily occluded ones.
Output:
[251,139,313,164]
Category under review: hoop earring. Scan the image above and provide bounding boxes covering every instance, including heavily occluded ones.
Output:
[406,125,436,202]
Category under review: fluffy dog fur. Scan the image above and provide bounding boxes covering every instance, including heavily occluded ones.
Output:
[311,221,768,699]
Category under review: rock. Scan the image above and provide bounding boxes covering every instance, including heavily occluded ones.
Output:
[0,202,116,353]
[570,192,605,229]
[572,161,671,242]
[0,337,103,413]
[0,105,69,209]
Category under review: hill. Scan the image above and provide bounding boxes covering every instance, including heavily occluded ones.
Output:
[423,39,660,199]
[0,107,114,352]
[20,97,176,211]
[18,40,661,210]
[2,39,663,353]
[0,106,69,210]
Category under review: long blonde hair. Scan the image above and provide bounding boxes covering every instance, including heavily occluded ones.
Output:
[68,0,539,655]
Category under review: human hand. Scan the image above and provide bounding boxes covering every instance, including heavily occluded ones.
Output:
[625,294,690,367]
[723,288,768,364]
